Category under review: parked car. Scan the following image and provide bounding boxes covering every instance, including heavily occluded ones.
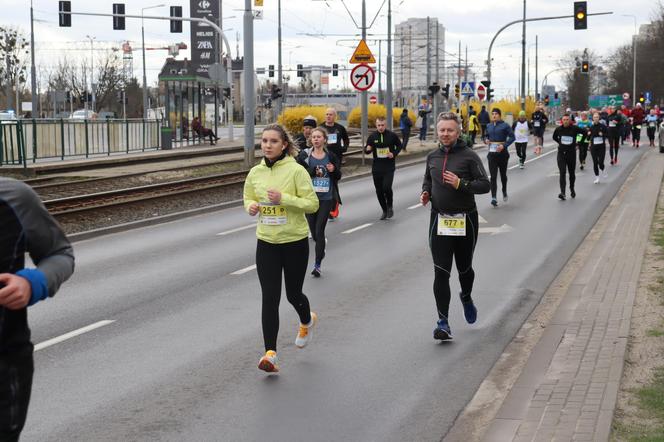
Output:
[98,111,116,120]
[69,109,98,120]
[0,109,18,121]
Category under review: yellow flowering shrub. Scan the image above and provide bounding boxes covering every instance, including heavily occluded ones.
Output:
[347,104,416,128]
[277,106,327,135]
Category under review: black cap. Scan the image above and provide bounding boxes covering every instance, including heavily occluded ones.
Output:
[303,115,317,128]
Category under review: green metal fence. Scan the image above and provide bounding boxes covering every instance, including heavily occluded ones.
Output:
[0,119,162,166]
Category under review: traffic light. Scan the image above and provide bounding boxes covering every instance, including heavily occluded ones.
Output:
[481,80,494,101]
[639,93,645,103]
[442,84,450,99]
[544,95,550,105]
[454,83,460,98]
[428,82,440,97]
[268,65,275,78]
[554,92,559,100]
[112,3,125,30]
[332,64,339,77]
[297,64,303,77]
[270,84,282,100]
[223,87,231,99]
[574,1,587,30]
[58,1,71,27]
[170,6,183,33]
[581,60,589,73]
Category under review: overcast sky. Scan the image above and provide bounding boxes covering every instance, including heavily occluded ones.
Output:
[3,0,657,98]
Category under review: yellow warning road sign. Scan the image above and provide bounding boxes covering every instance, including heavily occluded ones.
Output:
[254,0,264,6]
[349,39,376,64]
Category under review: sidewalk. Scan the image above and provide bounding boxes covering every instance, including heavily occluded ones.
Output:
[446,149,664,442]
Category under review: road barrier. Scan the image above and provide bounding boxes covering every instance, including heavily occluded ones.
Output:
[0,119,163,166]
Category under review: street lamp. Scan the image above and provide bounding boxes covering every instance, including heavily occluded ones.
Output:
[85,35,96,112]
[142,4,165,119]
[622,15,637,107]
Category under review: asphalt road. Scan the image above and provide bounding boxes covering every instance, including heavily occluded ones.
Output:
[23,138,647,441]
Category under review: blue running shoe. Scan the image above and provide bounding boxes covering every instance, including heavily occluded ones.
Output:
[433,318,452,341]
[462,300,478,324]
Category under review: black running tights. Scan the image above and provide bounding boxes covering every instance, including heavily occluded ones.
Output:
[590,145,606,176]
[557,148,576,194]
[0,354,33,442]
[429,210,479,320]
[256,238,311,352]
[488,153,509,198]
[609,136,620,160]
[306,199,334,264]
[515,142,527,163]
[372,169,395,212]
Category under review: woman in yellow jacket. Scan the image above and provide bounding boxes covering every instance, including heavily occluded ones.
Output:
[468,113,480,147]
[244,124,320,373]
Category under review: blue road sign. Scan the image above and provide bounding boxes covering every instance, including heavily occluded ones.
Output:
[461,81,475,97]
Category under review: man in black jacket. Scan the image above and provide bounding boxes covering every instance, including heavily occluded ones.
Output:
[320,108,349,220]
[552,114,586,200]
[421,112,490,341]
[531,102,549,153]
[477,105,490,139]
[1,178,75,441]
[365,117,402,219]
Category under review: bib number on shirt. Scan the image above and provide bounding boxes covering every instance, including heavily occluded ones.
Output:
[534,121,541,127]
[312,177,330,193]
[259,203,288,225]
[489,143,500,153]
[327,133,338,144]
[437,213,466,236]
[376,147,390,158]
[593,137,604,145]
[576,134,585,143]
[609,121,617,127]
[561,136,574,145]
[650,122,657,128]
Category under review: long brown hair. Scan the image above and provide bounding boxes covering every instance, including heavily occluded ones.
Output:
[262,124,297,156]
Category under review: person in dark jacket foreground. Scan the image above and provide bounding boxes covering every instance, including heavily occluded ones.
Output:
[0,178,75,441]
[421,112,490,341]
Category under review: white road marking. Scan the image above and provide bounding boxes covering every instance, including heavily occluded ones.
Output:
[230,264,257,275]
[342,223,373,234]
[216,223,256,236]
[508,148,557,170]
[34,320,115,352]
[478,215,488,224]
[479,224,515,235]
[408,203,423,210]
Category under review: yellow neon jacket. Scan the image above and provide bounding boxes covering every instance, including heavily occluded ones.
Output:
[243,155,319,244]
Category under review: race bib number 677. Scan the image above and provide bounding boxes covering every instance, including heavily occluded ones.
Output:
[437,213,466,236]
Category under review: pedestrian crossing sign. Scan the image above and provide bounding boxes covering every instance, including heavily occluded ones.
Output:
[461,82,475,97]
[349,39,376,64]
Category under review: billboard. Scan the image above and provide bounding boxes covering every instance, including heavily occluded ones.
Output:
[190,0,220,77]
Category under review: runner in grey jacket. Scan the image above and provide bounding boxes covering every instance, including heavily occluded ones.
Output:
[1,177,75,441]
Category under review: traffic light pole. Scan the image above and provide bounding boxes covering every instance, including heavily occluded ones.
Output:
[385,0,393,130]
[276,0,283,120]
[485,12,613,86]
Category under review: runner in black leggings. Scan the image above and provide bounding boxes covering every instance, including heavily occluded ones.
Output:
[552,114,585,200]
[244,124,320,373]
[297,127,341,277]
[587,112,608,183]
[607,108,623,165]
[421,112,490,341]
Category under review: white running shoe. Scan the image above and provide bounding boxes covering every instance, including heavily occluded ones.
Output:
[258,350,279,373]
[594,177,600,184]
[602,171,608,179]
[295,312,318,348]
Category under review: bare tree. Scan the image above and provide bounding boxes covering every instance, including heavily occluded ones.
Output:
[0,27,30,110]
[559,48,601,110]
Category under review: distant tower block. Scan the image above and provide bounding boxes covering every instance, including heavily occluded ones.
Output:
[122,41,133,80]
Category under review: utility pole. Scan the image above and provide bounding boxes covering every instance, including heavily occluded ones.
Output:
[244,0,255,167]
[142,4,165,119]
[360,0,368,155]
[276,0,283,119]
[86,35,95,112]
[535,35,539,101]
[30,0,37,117]
[426,17,431,96]
[386,0,393,130]
[520,0,526,110]
[378,40,382,103]
[457,41,461,111]
[434,20,439,122]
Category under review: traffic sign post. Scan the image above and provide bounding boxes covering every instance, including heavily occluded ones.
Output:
[477,84,487,101]
[349,39,376,64]
[350,64,375,92]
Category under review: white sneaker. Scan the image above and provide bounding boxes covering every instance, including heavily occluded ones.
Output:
[258,350,279,373]
[593,177,600,184]
[295,312,317,348]
[602,171,608,179]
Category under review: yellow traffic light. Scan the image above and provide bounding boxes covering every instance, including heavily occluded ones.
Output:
[576,12,585,20]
